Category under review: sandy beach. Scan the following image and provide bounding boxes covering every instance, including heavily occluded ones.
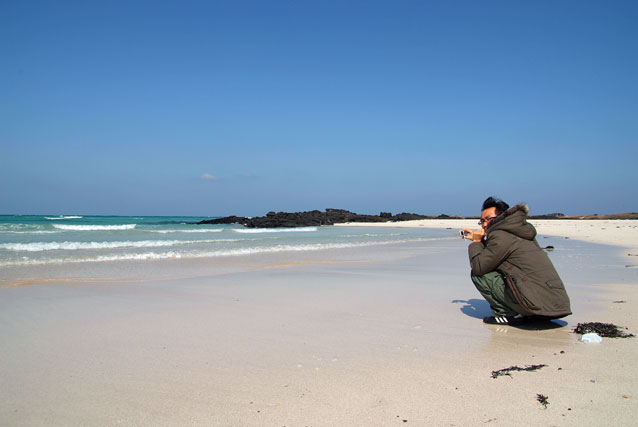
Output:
[1,220,637,426]
[338,218,638,251]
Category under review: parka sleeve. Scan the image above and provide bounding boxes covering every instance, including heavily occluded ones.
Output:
[468,230,513,276]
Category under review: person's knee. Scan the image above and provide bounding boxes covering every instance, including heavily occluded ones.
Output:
[471,272,491,293]
[470,271,488,282]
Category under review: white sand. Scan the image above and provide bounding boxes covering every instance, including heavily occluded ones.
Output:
[1,222,637,426]
[337,219,638,251]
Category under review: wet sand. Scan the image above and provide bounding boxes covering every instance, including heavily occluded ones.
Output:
[1,221,637,426]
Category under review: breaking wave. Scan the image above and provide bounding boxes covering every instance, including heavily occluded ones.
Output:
[52,224,136,231]
[0,239,237,252]
[0,237,449,267]
[232,227,318,234]
[45,216,83,220]
[1,230,61,235]
[146,228,223,234]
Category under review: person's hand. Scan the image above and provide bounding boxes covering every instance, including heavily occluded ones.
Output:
[462,228,485,242]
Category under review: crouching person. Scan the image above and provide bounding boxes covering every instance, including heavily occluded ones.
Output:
[461,197,571,325]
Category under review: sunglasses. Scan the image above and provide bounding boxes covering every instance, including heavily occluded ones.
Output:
[478,216,497,225]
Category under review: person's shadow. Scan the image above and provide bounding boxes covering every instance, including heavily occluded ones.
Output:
[451,299,568,329]
[452,298,491,319]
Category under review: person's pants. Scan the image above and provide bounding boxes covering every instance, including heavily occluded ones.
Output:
[471,271,526,317]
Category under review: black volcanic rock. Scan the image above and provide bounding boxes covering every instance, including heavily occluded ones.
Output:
[392,212,430,221]
[200,215,249,225]
[197,210,638,228]
[197,209,436,228]
[529,213,566,219]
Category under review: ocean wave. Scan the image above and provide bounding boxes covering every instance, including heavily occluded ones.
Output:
[0,230,61,235]
[52,224,136,231]
[0,237,451,267]
[145,228,223,234]
[45,216,83,220]
[1,244,346,265]
[0,239,238,252]
[0,224,46,231]
[0,252,186,266]
[232,227,318,234]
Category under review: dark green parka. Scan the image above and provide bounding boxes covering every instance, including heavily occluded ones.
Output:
[468,203,572,318]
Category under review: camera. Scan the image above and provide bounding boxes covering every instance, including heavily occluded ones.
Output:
[459,230,467,239]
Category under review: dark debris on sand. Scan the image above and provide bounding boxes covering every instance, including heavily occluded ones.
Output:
[491,364,547,379]
[536,394,549,408]
[573,322,634,338]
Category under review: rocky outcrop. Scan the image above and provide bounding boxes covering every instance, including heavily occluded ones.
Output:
[198,210,638,228]
[197,209,455,228]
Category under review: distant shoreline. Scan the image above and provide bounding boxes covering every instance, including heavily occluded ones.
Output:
[1,212,636,220]
[198,209,638,228]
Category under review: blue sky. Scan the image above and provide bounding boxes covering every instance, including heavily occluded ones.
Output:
[2,1,637,216]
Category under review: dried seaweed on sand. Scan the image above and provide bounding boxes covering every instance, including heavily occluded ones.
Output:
[491,364,547,379]
[573,322,634,338]
[536,394,549,408]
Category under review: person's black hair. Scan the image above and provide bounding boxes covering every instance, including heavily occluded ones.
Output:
[482,197,510,215]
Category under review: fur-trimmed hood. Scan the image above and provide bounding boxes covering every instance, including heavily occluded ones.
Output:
[486,203,536,240]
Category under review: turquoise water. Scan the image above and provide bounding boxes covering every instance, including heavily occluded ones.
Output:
[0,215,453,267]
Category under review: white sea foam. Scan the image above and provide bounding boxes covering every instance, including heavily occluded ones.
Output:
[0,239,234,252]
[0,237,451,267]
[0,224,44,231]
[232,227,318,234]
[1,230,61,235]
[45,216,83,220]
[52,224,136,231]
[146,228,223,234]
[0,243,352,265]
[0,224,60,235]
